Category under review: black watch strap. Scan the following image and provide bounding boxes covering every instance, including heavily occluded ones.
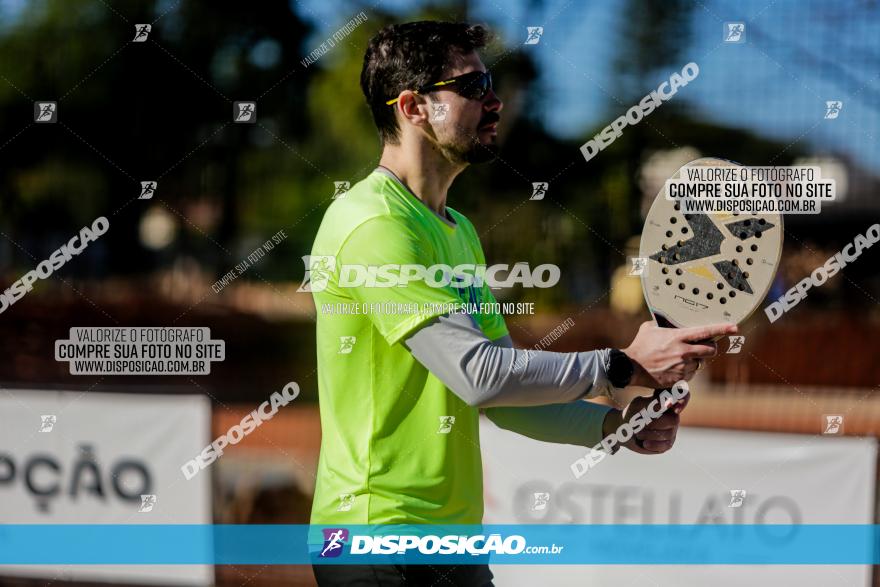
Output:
[606,348,634,389]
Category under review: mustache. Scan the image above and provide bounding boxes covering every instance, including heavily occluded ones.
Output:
[478,113,500,128]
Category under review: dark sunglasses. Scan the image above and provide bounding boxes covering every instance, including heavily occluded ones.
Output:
[386,71,493,105]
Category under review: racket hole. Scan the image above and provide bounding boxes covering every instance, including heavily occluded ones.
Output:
[716,283,724,290]
[660,256,667,262]
[730,291,737,298]
[732,259,739,266]
[758,218,766,225]
[720,297,727,304]
[746,258,754,265]
[677,240,685,246]
[670,217,677,224]
[692,288,700,295]
[743,271,750,278]
[681,227,688,234]
[739,232,747,239]
[755,232,762,238]
[666,230,673,237]
[674,202,681,211]
[727,272,735,279]
[738,284,745,291]
[661,267,669,274]
[673,253,681,261]
[707,293,714,300]
[665,278,672,286]
[750,244,758,251]
[678,283,685,290]
[675,268,683,276]
[736,245,743,252]
[661,244,668,250]
[744,219,751,226]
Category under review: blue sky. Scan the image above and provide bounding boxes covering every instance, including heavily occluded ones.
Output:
[294,0,880,171]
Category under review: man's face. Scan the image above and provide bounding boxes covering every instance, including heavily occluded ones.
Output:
[424,52,503,165]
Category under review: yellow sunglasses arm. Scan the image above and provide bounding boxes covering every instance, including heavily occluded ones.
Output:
[385,90,422,106]
[385,75,476,105]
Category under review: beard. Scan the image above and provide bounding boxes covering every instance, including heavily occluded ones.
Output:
[437,123,500,165]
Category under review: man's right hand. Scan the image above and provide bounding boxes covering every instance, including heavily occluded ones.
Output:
[622,321,738,389]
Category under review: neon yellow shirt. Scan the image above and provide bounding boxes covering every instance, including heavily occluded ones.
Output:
[308,169,508,525]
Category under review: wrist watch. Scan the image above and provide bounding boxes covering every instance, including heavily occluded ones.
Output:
[605,348,634,389]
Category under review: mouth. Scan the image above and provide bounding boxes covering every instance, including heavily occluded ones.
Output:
[479,122,498,133]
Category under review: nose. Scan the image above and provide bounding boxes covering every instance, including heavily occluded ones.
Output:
[483,89,503,112]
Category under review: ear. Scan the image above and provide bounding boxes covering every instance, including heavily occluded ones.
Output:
[395,91,430,129]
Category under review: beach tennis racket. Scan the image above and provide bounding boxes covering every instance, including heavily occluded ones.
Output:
[634,157,783,443]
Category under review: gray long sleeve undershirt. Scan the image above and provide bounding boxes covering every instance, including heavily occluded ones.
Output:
[404,312,618,448]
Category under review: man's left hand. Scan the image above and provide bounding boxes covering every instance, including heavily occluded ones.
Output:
[602,389,690,455]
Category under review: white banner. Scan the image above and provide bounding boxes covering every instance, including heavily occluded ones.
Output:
[481,419,877,586]
[0,389,213,585]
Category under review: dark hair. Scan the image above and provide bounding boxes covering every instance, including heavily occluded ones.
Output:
[360,21,491,145]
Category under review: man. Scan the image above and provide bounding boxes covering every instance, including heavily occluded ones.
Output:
[308,21,736,586]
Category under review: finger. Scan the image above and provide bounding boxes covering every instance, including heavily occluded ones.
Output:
[635,428,675,441]
[663,396,690,416]
[672,394,690,414]
[653,389,685,412]
[678,323,738,343]
[645,411,680,430]
[640,439,674,452]
[682,342,717,359]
